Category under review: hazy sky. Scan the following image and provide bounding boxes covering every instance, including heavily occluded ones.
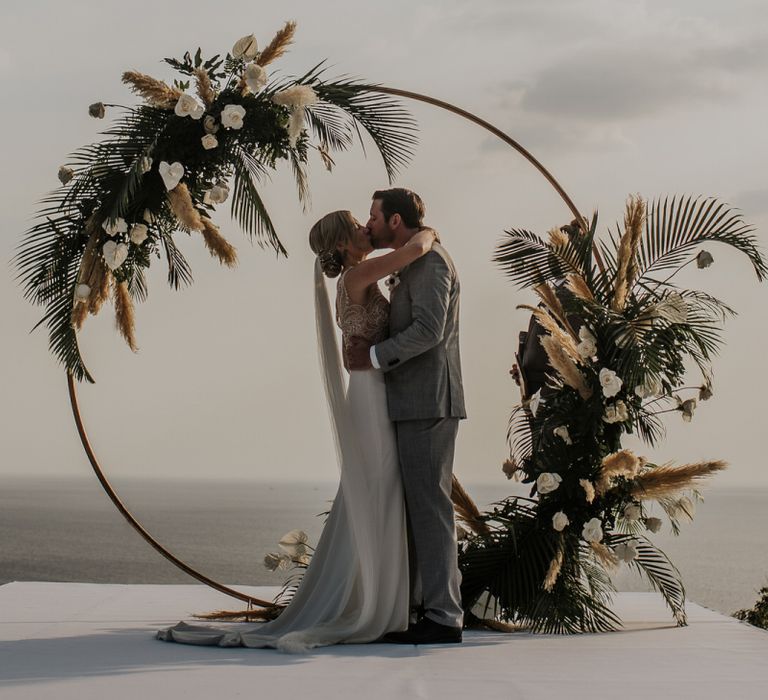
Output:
[2,0,767,491]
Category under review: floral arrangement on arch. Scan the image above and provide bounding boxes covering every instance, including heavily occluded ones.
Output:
[16,22,416,383]
[452,195,765,633]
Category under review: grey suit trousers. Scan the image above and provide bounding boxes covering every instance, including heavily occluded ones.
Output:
[396,417,463,628]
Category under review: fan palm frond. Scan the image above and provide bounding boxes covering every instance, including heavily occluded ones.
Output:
[635,196,766,284]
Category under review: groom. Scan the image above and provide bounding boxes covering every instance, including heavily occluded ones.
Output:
[347,188,466,644]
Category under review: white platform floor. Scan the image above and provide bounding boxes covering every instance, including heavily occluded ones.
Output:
[1,582,767,699]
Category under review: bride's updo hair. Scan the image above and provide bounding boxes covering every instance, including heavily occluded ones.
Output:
[309,210,357,278]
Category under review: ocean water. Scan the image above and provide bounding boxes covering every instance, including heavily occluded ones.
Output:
[1,476,767,617]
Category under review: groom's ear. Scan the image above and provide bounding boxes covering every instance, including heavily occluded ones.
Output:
[389,213,401,229]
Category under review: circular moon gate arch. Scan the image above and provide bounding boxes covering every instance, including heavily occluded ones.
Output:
[67,86,590,608]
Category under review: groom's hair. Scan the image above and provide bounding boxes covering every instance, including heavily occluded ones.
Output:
[372,188,425,229]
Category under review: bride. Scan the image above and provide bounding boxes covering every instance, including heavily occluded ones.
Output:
[157,210,437,651]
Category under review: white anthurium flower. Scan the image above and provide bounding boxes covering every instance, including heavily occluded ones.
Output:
[221,103,246,129]
[158,161,184,191]
[232,34,259,60]
[614,540,639,563]
[603,400,629,424]
[263,552,291,571]
[644,517,663,533]
[278,529,309,556]
[174,93,205,120]
[201,133,219,150]
[599,368,623,398]
[204,182,230,205]
[102,240,129,271]
[675,396,697,422]
[74,283,91,302]
[273,85,318,109]
[582,517,603,543]
[88,102,106,118]
[677,496,696,521]
[553,425,572,445]
[129,223,148,245]
[576,326,597,359]
[244,62,268,92]
[529,388,543,417]
[696,250,714,269]
[552,511,570,532]
[623,503,642,521]
[58,165,75,185]
[102,217,128,237]
[536,472,562,495]
[635,375,663,399]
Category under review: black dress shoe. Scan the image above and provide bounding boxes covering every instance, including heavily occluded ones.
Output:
[382,617,462,645]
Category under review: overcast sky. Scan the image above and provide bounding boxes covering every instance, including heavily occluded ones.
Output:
[1,0,767,492]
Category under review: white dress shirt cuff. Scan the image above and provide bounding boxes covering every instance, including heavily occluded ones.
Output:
[369,345,381,369]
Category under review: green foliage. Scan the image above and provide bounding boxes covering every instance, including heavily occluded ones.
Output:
[16,41,419,382]
[734,587,768,629]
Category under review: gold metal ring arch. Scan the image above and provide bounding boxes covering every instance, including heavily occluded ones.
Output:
[67,86,591,608]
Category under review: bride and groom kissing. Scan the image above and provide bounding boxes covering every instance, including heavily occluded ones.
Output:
[159,188,466,652]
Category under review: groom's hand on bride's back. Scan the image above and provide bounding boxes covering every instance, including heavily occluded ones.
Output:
[347,336,373,370]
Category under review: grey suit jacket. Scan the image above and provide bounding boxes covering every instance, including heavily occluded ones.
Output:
[374,243,466,422]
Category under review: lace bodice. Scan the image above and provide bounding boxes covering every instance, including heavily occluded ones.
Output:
[336,270,389,366]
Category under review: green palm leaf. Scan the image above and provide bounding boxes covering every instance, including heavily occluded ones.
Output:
[636,196,766,284]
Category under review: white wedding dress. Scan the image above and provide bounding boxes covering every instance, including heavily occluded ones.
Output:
[157,265,410,651]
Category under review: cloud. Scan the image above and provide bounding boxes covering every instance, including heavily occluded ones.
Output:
[518,40,766,122]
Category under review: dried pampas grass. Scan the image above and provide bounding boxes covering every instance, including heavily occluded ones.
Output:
[195,606,282,622]
[612,194,646,311]
[258,21,297,66]
[114,280,138,352]
[597,449,641,495]
[565,273,594,301]
[543,538,565,592]
[590,541,619,570]
[451,475,491,536]
[122,71,182,108]
[167,183,204,230]
[631,461,727,500]
[548,226,569,248]
[194,67,216,107]
[533,283,577,340]
[540,335,593,399]
[579,478,596,504]
[200,217,238,268]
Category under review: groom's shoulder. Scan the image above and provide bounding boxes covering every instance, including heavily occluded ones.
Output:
[429,242,457,275]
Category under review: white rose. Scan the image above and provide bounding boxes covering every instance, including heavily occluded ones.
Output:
[644,516,662,533]
[203,115,219,134]
[599,368,623,398]
[273,85,318,109]
[232,34,259,60]
[603,400,629,424]
[129,223,148,245]
[221,103,246,129]
[244,62,268,92]
[174,93,205,120]
[553,425,572,445]
[74,283,90,302]
[552,511,570,532]
[614,540,639,563]
[536,472,562,495]
[623,503,642,521]
[576,326,597,359]
[201,133,219,150]
[204,182,230,205]
[529,388,543,417]
[635,375,662,399]
[582,517,603,543]
[102,217,128,237]
[138,156,153,174]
